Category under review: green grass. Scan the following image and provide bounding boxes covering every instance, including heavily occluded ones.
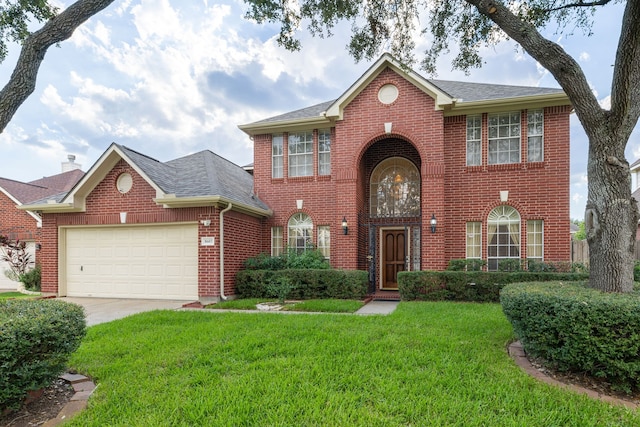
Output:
[67,302,640,426]
[209,298,364,313]
[0,291,38,299]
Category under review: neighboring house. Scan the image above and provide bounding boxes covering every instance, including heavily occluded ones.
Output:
[240,53,571,293]
[0,160,84,288]
[22,144,270,301]
[23,53,572,302]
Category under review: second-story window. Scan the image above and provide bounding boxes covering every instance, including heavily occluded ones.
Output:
[466,115,482,166]
[488,112,521,165]
[289,131,313,177]
[527,109,544,162]
[318,129,331,175]
[272,134,283,178]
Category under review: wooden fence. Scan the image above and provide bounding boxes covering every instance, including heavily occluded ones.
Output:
[571,239,640,264]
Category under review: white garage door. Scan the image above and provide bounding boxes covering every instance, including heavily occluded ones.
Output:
[65,224,198,300]
[0,241,35,289]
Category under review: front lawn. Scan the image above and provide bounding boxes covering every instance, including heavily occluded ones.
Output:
[209,298,364,313]
[67,302,639,426]
[0,291,38,299]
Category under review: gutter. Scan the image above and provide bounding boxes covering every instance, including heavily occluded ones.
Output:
[219,203,233,301]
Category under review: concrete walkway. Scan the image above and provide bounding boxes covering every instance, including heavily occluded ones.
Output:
[355,300,399,315]
[57,297,398,326]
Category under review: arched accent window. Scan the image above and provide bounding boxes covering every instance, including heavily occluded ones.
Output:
[288,213,313,252]
[487,206,521,271]
[370,157,420,218]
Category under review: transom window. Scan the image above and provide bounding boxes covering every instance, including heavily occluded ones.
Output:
[370,157,420,218]
[488,112,520,165]
[318,130,331,175]
[466,115,482,166]
[288,132,313,177]
[288,213,313,252]
[487,206,520,270]
[527,109,544,162]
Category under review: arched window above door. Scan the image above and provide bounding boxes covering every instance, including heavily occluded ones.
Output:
[370,157,420,218]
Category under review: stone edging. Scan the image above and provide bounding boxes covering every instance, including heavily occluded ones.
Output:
[42,373,97,426]
[508,341,638,409]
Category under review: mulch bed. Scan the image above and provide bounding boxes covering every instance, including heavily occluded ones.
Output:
[0,379,74,427]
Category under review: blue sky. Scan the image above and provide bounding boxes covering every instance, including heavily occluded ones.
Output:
[0,0,634,220]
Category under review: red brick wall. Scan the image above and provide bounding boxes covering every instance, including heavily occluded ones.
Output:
[40,159,261,298]
[0,192,40,242]
[252,67,572,281]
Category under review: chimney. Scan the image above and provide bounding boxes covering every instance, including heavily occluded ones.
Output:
[62,154,81,172]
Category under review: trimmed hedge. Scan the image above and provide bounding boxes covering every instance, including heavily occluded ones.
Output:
[501,281,640,393]
[1,299,86,411]
[236,269,368,300]
[398,270,589,302]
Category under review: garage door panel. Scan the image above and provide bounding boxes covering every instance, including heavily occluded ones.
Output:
[65,224,198,300]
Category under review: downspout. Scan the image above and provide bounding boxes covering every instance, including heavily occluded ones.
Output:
[219,203,233,300]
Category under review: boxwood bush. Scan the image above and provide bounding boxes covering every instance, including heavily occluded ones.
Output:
[501,281,640,393]
[236,269,368,300]
[398,270,589,302]
[1,299,86,411]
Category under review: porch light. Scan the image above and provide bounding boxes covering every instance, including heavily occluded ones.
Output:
[342,217,348,235]
[430,214,437,233]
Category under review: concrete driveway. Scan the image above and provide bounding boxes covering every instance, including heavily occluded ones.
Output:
[60,297,189,326]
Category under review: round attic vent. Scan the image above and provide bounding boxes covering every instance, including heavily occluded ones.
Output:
[116,173,133,194]
[378,84,399,105]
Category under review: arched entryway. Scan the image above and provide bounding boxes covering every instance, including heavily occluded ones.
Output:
[358,138,422,292]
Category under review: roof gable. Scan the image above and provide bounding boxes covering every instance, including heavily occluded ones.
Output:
[239,53,570,134]
[22,143,270,217]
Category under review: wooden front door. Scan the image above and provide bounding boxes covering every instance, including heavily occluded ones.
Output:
[382,229,406,289]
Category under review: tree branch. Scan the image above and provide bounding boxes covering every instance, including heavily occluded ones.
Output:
[544,0,612,12]
[610,0,640,139]
[466,0,605,134]
[0,0,115,134]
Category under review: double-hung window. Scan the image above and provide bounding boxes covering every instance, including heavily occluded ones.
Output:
[488,112,521,165]
[271,227,283,256]
[288,132,313,177]
[318,130,331,175]
[527,109,544,162]
[466,115,482,166]
[272,134,283,178]
[317,225,330,259]
[527,220,543,262]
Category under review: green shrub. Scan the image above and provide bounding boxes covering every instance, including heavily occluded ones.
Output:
[501,281,640,393]
[236,269,368,300]
[265,276,295,303]
[447,259,486,271]
[19,265,41,291]
[398,270,589,302]
[0,299,86,411]
[243,249,329,271]
[635,261,640,282]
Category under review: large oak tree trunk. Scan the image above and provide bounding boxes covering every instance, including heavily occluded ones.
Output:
[585,138,638,292]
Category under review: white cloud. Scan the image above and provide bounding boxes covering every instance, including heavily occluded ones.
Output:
[579,52,590,62]
[599,95,611,109]
[572,193,584,203]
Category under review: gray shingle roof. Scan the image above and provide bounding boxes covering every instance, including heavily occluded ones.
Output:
[118,145,268,211]
[249,79,564,125]
[428,79,564,103]
[0,169,85,204]
[250,100,335,125]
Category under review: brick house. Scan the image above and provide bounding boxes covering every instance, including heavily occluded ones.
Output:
[24,54,571,301]
[240,53,571,293]
[22,144,270,301]
[0,163,84,288]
